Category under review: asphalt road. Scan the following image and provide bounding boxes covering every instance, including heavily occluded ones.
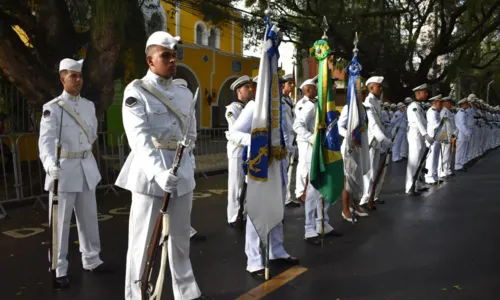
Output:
[1,149,500,300]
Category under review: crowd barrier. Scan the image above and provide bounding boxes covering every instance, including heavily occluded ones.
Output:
[0,129,229,219]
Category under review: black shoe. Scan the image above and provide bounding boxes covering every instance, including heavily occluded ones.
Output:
[228,222,236,228]
[417,187,429,192]
[407,190,421,196]
[54,276,70,289]
[84,264,114,274]
[191,232,207,242]
[285,200,301,208]
[271,256,299,266]
[324,230,342,237]
[360,203,377,211]
[248,269,266,280]
[304,236,321,246]
[193,296,214,300]
[374,199,385,204]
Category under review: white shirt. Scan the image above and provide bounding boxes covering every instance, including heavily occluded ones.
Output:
[426,106,441,138]
[225,100,246,158]
[39,90,101,192]
[363,93,390,148]
[407,101,427,136]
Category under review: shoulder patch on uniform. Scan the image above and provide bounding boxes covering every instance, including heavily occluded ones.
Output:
[227,111,233,118]
[125,97,138,107]
[298,107,303,110]
[43,110,51,118]
[413,108,417,111]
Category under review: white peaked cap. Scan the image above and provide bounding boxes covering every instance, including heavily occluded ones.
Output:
[230,75,251,91]
[467,94,477,101]
[282,73,293,81]
[59,58,84,72]
[366,76,384,86]
[397,102,406,108]
[429,94,442,101]
[412,83,428,92]
[458,98,468,105]
[253,76,259,83]
[383,102,390,107]
[300,77,317,89]
[173,78,188,87]
[404,97,413,103]
[390,103,397,108]
[145,31,181,53]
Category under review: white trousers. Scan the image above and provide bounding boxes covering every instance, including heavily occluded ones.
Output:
[285,151,295,204]
[125,192,201,300]
[245,183,289,272]
[227,157,245,223]
[360,147,381,205]
[424,142,441,184]
[467,129,476,162]
[304,183,332,238]
[455,139,469,170]
[392,131,406,162]
[295,142,308,198]
[49,189,102,277]
[438,143,452,177]
[405,131,425,193]
[401,132,409,157]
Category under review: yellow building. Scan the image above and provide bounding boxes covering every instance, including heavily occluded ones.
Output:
[107,3,260,133]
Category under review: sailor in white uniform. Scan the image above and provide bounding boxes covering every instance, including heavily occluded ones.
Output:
[115,31,206,300]
[405,84,431,195]
[438,96,458,178]
[39,58,105,288]
[391,102,407,162]
[455,98,472,172]
[424,95,444,185]
[225,75,253,226]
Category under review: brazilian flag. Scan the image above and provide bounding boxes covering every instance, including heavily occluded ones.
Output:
[309,40,344,204]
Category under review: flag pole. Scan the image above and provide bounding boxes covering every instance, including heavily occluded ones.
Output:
[320,16,328,247]
[351,32,360,224]
[264,1,272,280]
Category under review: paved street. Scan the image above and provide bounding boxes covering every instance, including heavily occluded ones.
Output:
[1,149,500,300]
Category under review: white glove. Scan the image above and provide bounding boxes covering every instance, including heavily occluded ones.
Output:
[48,164,61,179]
[308,135,315,145]
[424,134,434,144]
[154,169,179,193]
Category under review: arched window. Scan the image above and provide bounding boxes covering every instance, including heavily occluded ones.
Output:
[208,27,221,49]
[194,21,207,45]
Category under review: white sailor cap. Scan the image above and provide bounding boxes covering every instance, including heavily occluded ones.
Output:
[397,102,406,108]
[429,94,442,101]
[366,76,384,86]
[412,83,428,92]
[390,103,397,108]
[300,76,318,89]
[253,76,259,83]
[467,94,477,101]
[442,96,453,102]
[145,31,181,53]
[404,97,413,104]
[172,78,188,87]
[457,98,468,105]
[59,58,84,72]
[383,102,390,107]
[281,73,293,81]
[230,75,252,91]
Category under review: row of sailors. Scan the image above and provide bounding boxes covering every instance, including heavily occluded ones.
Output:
[225,73,500,252]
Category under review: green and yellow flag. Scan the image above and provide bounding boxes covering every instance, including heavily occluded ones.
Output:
[309,40,344,204]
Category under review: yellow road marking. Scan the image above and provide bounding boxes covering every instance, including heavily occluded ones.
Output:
[236,266,308,300]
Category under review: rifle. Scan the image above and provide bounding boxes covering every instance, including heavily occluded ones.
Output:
[48,104,64,289]
[408,117,447,194]
[140,88,198,300]
[367,127,400,209]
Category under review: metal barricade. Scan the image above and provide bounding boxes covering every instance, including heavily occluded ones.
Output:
[0,135,20,219]
[93,132,121,195]
[13,133,46,212]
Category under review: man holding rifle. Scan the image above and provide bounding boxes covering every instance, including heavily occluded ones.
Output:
[39,58,105,289]
[115,31,206,300]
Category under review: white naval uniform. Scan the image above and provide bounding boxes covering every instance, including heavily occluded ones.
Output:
[438,107,457,177]
[115,70,201,300]
[455,108,471,170]
[225,100,246,223]
[282,95,296,204]
[360,94,391,205]
[390,110,406,162]
[381,109,391,153]
[405,101,427,193]
[293,97,308,199]
[466,107,476,162]
[39,91,103,278]
[293,98,334,238]
[226,100,290,272]
[400,108,409,158]
[424,106,441,184]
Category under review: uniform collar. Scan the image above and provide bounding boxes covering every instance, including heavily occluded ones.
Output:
[62,90,80,102]
[146,70,173,88]
[233,99,246,107]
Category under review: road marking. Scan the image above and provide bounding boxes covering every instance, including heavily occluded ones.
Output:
[235,266,308,300]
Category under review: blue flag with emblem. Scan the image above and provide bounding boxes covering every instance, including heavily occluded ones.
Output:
[245,16,286,248]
